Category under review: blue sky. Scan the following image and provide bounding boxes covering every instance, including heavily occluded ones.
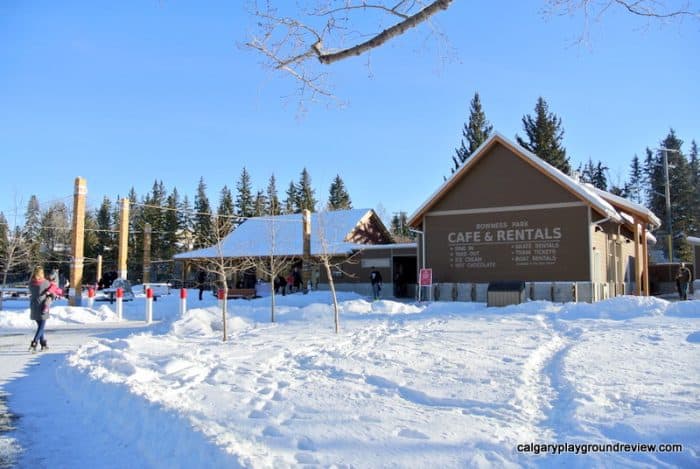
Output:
[1,1,698,226]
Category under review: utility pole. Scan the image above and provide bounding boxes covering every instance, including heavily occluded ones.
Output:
[663,148,673,262]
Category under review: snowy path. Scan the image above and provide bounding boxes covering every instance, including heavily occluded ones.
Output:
[0,323,242,468]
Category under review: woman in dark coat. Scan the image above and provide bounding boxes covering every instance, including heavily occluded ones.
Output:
[28,266,55,352]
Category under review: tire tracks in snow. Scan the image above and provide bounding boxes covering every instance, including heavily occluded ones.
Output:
[509,315,579,441]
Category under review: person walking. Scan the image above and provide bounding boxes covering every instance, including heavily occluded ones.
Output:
[675,263,692,301]
[28,266,59,352]
[370,267,383,301]
[197,270,207,301]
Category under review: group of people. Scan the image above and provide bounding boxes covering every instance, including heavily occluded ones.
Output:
[274,266,306,295]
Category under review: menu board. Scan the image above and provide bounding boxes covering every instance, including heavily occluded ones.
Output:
[427,206,589,282]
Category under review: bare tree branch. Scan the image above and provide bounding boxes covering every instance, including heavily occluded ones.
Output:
[546,0,700,19]
[246,0,453,101]
[315,0,452,64]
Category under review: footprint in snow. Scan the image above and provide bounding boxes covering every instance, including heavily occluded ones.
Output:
[295,453,319,464]
[262,426,283,437]
[248,410,267,419]
[397,428,429,440]
[297,436,317,451]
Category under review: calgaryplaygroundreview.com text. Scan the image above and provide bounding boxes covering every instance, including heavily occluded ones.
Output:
[516,442,684,456]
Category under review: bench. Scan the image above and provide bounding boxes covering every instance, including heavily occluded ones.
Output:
[0,287,30,299]
[225,288,257,299]
[143,282,171,300]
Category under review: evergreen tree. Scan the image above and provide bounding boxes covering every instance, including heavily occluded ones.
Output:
[253,190,268,216]
[83,210,100,283]
[95,196,115,267]
[236,167,254,218]
[126,188,143,281]
[40,201,71,271]
[161,188,181,260]
[689,140,700,231]
[193,177,213,248]
[328,175,352,210]
[643,147,659,208]
[0,212,8,265]
[142,181,166,263]
[218,186,235,218]
[649,130,695,261]
[297,168,317,212]
[516,97,570,174]
[284,181,298,214]
[452,92,493,173]
[390,211,412,240]
[627,155,644,204]
[216,185,235,239]
[577,158,607,190]
[179,195,195,251]
[24,195,42,266]
[266,174,281,216]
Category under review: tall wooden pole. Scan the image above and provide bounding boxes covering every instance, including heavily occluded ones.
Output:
[143,223,151,284]
[634,220,641,296]
[302,210,311,290]
[96,254,103,285]
[70,177,87,306]
[118,198,130,280]
[642,225,650,296]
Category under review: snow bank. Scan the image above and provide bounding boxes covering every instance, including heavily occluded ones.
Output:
[60,294,700,467]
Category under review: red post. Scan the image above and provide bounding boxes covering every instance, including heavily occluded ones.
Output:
[180,288,187,299]
[116,288,124,299]
[217,289,225,300]
[146,288,153,299]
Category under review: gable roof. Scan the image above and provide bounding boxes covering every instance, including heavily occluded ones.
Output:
[408,132,658,228]
[174,208,390,260]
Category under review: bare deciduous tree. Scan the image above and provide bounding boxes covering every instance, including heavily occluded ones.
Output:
[315,209,364,334]
[193,214,250,342]
[246,0,453,101]
[242,215,296,323]
[247,0,697,103]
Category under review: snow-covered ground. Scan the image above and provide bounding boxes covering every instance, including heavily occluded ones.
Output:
[1,288,699,467]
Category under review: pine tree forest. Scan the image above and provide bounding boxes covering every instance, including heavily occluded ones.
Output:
[0,167,362,286]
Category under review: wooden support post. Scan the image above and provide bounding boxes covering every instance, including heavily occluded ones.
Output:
[634,220,641,296]
[70,177,87,306]
[642,225,650,296]
[302,209,311,290]
[143,223,151,284]
[118,198,130,280]
[96,254,103,285]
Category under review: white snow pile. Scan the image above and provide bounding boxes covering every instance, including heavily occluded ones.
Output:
[55,293,699,467]
[0,302,119,328]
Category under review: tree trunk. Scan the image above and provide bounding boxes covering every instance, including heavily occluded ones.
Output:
[322,261,340,333]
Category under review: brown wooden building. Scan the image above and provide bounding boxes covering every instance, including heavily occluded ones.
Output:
[174,208,417,298]
[408,133,660,302]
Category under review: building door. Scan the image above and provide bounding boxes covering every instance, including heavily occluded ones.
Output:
[392,256,417,298]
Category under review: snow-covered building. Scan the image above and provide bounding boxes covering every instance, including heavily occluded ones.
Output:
[173,208,417,297]
[408,133,661,302]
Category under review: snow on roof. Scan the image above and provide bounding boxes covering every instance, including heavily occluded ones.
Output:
[687,236,700,245]
[360,243,416,251]
[587,185,661,228]
[174,209,382,260]
[408,133,623,226]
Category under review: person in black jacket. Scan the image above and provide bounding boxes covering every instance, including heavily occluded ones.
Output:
[197,270,207,301]
[370,267,383,300]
